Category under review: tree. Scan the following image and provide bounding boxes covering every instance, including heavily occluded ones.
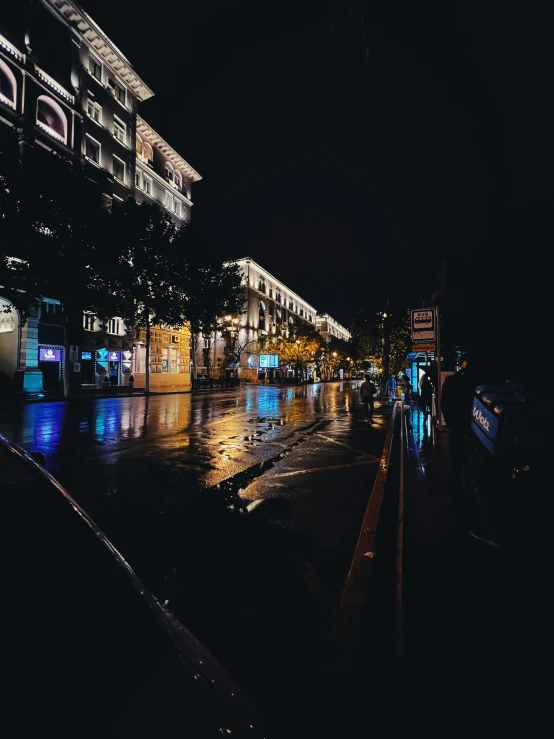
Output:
[0,143,127,395]
[350,305,410,378]
[176,223,244,380]
[109,200,186,394]
[259,320,322,382]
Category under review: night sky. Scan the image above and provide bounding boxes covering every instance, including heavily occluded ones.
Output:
[81,1,551,328]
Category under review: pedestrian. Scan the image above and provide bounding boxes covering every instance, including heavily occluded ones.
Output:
[103,374,111,391]
[390,375,397,398]
[441,355,474,476]
[128,373,134,394]
[402,374,411,404]
[419,371,433,414]
[360,373,377,423]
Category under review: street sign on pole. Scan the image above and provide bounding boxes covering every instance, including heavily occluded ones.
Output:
[412,344,436,353]
[411,309,435,342]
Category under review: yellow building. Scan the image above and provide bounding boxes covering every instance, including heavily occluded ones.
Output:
[133,324,191,393]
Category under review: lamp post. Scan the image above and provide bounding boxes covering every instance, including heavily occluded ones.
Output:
[382,304,390,384]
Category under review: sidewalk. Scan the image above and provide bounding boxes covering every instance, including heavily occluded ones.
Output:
[400,402,523,657]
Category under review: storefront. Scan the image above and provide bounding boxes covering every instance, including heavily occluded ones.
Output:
[38,346,64,394]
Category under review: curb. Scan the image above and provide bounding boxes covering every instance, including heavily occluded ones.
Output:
[330,401,399,670]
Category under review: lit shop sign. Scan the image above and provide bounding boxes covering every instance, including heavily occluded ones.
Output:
[39,348,61,362]
[81,351,92,360]
[97,350,121,362]
[259,354,279,369]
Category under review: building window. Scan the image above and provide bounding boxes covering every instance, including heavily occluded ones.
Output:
[143,141,153,165]
[289,301,293,311]
[299,308,304,317]
[36,96,67,143]
[275,309,282,325]
[107,76,126,106]
[85,134,100,164]
[276,292,281,304]
[83,312,96,331]
[165,190,173,211]
[258,279,266,294]
[259,300,266,330]
[87,99,101,123]
[269,302,274,317]
[135,171,141,188]
[113,155,125,183]
[174,170,182,190]
[165,162,173,183]
[269,288,273,299]
[309,314,312,323]
[174,199,182,218]
[108,317,122,335]
[113,116,126,144]
[143,176,151,195]
[0,59,17,108]
[89,54,102,81]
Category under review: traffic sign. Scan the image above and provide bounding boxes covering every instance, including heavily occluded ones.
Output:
[411,309,435,342]
[412,344,435,353]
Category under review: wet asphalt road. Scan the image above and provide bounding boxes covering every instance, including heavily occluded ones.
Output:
[1,381,392,733]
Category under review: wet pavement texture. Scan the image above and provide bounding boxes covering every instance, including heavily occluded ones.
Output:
[0,381,392,734]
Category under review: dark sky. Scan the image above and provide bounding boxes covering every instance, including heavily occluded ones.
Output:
[81,1,551,327]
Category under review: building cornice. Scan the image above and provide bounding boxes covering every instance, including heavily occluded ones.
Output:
[136,116,202,183]
[136,161,193,206]
[48,0,154,101]
[233,258,318,316]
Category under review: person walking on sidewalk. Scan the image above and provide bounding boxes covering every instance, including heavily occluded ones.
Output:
[128,374,134,394]
[419,371,433,414]
[360,374,377,423]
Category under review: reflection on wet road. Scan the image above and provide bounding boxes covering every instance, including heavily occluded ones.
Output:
[0,382,392,731]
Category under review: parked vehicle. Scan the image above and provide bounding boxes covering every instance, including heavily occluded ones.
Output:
[1,433,262,737]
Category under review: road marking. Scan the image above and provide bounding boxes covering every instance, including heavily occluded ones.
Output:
[270,458,380,478]
[315,433,377,458]
[245,499,264,513]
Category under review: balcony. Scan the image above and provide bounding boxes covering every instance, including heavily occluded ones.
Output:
[0,33,24,62]
[35,66,74,103]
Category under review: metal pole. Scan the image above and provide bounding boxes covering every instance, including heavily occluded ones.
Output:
[435,304,442,428]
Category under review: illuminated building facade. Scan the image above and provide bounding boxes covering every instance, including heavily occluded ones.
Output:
[195,258,320,383]
[0,0,200,394]
[315,314,352,343]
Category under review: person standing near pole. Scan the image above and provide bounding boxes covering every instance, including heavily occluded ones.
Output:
[360,374,377,423]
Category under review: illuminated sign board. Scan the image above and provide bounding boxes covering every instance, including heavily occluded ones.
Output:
[108,351,121,362]
[39,348,61,362]
[81,351,92,360]
[259,354,279,369]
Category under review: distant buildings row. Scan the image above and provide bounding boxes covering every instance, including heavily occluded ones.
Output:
[0,0,350,395]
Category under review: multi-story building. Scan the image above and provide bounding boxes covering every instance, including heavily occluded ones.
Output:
[315,313,352,343]
[0,0,201,395]
[130,117,202,393]
[195,257,319,383]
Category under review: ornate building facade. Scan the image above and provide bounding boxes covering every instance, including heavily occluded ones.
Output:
[0,0,201,395]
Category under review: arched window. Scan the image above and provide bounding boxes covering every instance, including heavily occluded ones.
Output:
[164,161,174,182]
[143,141,153,164]
[259,300,266,330]
[135,134,142,156]
[174,170,182,190]
[36,96,67,143]
[0,59,16,108]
